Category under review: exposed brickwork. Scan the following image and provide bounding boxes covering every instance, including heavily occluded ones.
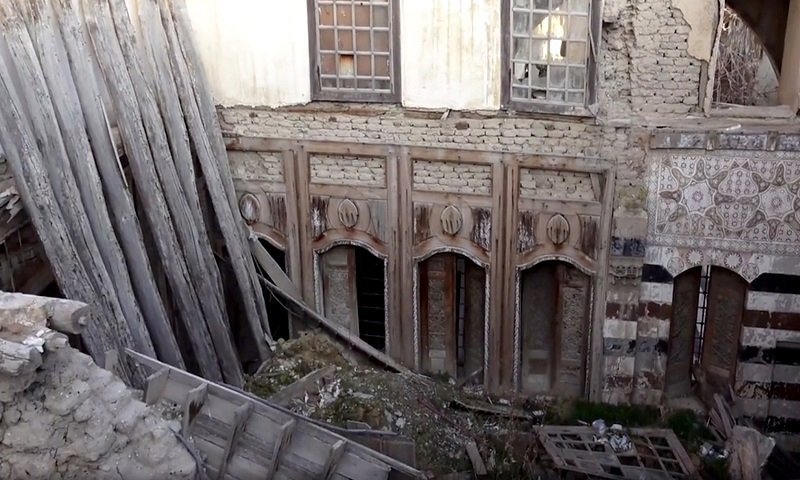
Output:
[412,160,492,195]
[520,169,596,201]
[229,151,284,183]
[309,154,386,187]
[599,0,703,119]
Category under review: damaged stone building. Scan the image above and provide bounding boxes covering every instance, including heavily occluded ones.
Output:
[2,0,800,473]
[175,0,800,448]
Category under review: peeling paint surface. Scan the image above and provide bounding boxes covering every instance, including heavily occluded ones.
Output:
[400,0,501,109]
[183,0,311,107]
[672,0,718,61]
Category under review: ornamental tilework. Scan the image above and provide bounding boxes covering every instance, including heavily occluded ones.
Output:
[648,152,800,257]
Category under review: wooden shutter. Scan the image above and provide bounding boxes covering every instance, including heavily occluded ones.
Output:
[520,263,558,394]
[702,267,746,392]
[462,261,486,377]
[420,254,456,377]
[665,268,701,399]
[321,246,359,335]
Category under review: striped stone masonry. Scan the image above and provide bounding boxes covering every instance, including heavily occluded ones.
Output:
[736,286,800,434]
[632,274,673,406]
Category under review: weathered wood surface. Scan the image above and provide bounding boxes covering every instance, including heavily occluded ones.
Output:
[0,2,134,380]
[82,0,224,382]
[21,0,158,366]
[52,0,184,368]
[104,0,242,386]
[160,0,273,355]
[127,349,424,480]
[0,291,89,335]
[269,365,337,407]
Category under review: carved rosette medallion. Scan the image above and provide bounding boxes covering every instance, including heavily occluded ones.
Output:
[238,193,260,225]
[546,214,570,245]
[440,205,463,236]
[337,199,359,229]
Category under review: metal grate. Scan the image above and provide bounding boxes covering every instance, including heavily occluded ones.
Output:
[509,0,590,105]
[693,265,711,365]
[312,0,395,98]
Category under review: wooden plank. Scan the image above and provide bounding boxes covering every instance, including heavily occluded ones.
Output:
[251,236,303,301]
[126,349,422,479]
[589,167,615,401]
[104,0,243,386]
[0,0,146,382]
[145,367,170,405]
[83,0,224,382]
[323,440,347,480]
[266,420,296,480]
[465,440,487,476]
[50,0,184,370]
[182,383,208,436]
[269,365,337,407]
[218,402,254,480]
[158,0,273,355]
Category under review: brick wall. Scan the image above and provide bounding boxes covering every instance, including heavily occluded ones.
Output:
[412,160,492,195]
[309,154,386,187]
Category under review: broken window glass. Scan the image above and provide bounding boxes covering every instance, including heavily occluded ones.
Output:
[508,0,592,107]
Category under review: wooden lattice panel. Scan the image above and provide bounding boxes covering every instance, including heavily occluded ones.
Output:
[538,426,697,480]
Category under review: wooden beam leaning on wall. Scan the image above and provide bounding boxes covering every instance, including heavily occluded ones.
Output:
[162,0,275,352]
[0,0,152,385]
[50,0,184,369]
[103,0,244,386]
[250,237,413,375]
[82,0,227,383]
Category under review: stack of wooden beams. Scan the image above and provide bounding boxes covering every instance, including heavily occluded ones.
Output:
[0,0,271,386]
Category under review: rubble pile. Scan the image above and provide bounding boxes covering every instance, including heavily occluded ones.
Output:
[0,293,196,480]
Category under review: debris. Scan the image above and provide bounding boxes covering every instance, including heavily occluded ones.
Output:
[726,426,775,480]
[700,442,729,460]
[268,365,337,407]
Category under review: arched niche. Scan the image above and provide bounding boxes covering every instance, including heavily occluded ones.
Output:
[515,260,592,398]
[414,250,488,383]
[314,242,388,352]
[665,266,748,402]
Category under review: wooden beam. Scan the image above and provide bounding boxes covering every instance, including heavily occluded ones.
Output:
[83,0,224,382]
[144,367,170,405]
[51,0,184,370]
[265,419,296,480]
[158,0,273,355]
[269,365,337,407]
[159,0,274,357]
[217,402,254,480]
[105,0,243,386]
[322,440,347,480]
[250,235,303,301]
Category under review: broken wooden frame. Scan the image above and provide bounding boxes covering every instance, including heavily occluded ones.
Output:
[538,426,697,479]
[128,348,424,480]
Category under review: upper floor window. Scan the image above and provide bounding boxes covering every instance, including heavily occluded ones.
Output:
[502,0,598,114]
[308,0,400,102]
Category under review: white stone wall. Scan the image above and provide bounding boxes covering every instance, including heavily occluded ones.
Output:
[519,169,597,201]
[229,151,284,183]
